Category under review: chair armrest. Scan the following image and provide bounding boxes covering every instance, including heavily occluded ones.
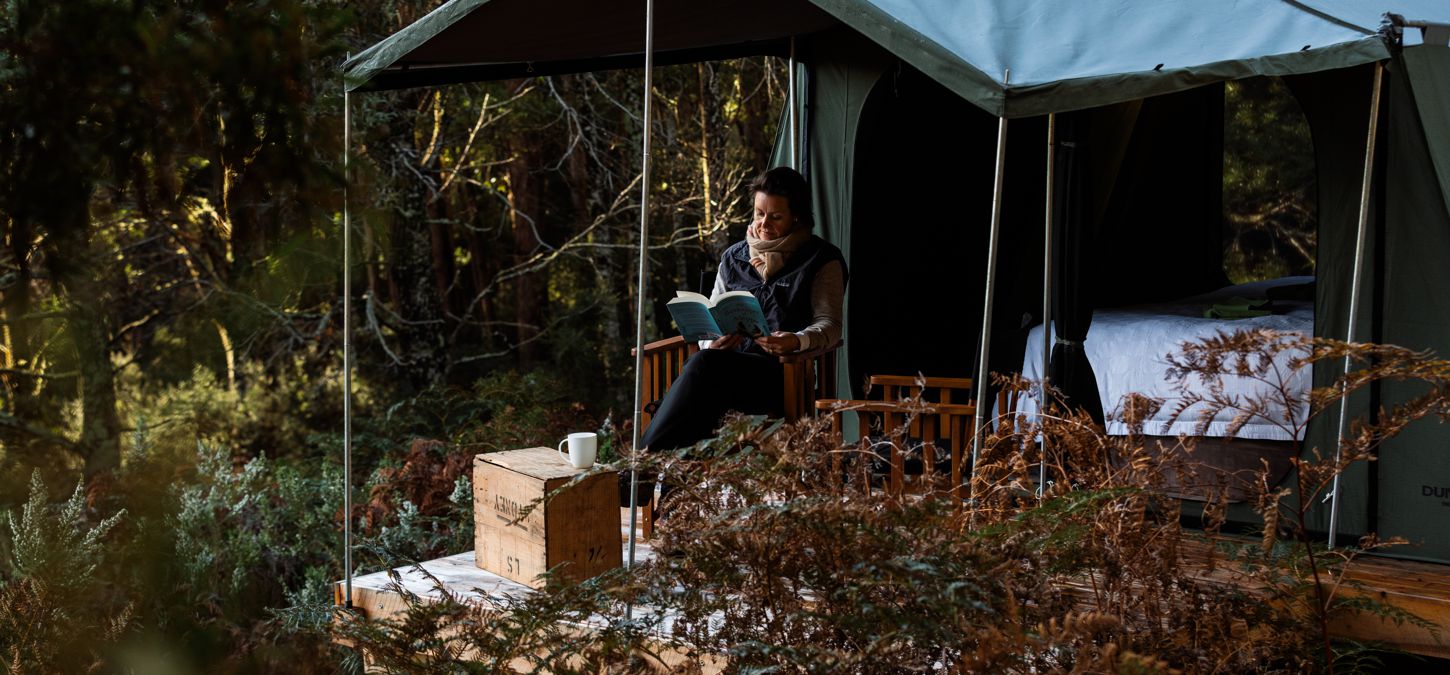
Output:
[813,399,975,416]
[632,335,691,357]
[779,339,842,364]
[867,374,975,391]
[633,335,834,363]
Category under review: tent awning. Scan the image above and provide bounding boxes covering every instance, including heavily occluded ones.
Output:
[343,0,839,92]
[344,0,1450,116]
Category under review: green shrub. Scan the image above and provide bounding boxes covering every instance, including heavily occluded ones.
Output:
[1,471,129,672]
[170,443,342,624]
[115,357,350,467]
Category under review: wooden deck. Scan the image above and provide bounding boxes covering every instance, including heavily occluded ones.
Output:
[1320,553,1450,658]
[335,512,1449,664]
[1134,538,1450,659]
[333,518,659,626]
[333,514,726,671]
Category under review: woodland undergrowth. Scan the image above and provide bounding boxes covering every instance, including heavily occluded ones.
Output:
[331,331,1450,674]
[0,369,597,673]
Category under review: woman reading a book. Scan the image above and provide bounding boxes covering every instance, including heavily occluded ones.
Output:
[626,166,847,504]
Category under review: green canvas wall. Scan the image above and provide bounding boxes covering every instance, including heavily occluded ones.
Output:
[1375,46,1450,562]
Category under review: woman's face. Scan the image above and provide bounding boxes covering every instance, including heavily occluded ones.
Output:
[751,191,796,241]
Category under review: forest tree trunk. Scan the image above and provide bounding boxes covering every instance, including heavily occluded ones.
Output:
[386,92,449,390]
[2,216,34,418]
[563,74,626,409]
[506,129,544,366]
[44,189,122,475]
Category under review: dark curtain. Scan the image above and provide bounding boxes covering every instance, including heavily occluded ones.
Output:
[1089,86,1228,307]
[847,66,990,388]
[1047,114,1105,425]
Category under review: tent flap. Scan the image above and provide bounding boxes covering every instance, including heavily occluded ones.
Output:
[1374,46,1450,562]
[1402,45,1450,217]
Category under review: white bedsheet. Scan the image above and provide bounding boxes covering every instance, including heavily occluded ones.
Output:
[1015,277,1314,441]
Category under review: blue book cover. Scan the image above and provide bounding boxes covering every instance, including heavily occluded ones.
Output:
[666,291,768,341]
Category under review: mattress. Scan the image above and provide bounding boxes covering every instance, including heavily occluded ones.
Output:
[1014,276,1314,441]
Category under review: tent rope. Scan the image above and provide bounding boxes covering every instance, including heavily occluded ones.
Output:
[1038,113,1055,501]
[969,69,1010,508]
[1328,60,1383,548]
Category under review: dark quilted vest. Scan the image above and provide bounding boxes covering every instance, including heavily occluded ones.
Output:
[716,235,848,347]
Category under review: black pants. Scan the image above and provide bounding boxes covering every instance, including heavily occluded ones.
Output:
[639,348,785,452]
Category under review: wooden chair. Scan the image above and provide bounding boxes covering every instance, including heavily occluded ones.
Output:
[814,374,1004,501]
[630,335,843,536]
[813,397,976,500]
[813,374,1033,503]
[636,335,841,423]
[870,373,974,495]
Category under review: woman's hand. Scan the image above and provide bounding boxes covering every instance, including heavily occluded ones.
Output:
[755,331,800,356]
[707,333,744,350]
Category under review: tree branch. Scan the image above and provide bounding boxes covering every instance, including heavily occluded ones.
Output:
[0,411,81,453]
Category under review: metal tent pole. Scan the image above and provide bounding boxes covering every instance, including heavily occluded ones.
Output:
[342,86,354,608]
[1038,113,1055,501]
[627,0,656,573]
[789,36,798,169]
[969,70,1010,501]
[1328,61,1383,548]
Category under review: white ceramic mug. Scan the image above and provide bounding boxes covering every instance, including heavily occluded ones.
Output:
[557,432,598,469]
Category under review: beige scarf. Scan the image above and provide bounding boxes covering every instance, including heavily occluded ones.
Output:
[745,226,811,280]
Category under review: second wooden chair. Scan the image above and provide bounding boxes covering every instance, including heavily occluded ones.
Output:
[814,374,980,500]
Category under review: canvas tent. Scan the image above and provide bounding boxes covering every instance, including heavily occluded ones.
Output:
[343,1,1450,563]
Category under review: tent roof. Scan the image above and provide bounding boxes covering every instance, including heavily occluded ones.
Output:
[343,0,839,92]
[344,0,1450,116]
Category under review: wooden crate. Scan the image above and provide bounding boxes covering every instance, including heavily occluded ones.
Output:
[473,447,621,588]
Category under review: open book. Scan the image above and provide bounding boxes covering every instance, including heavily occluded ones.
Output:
[665,291,769,341]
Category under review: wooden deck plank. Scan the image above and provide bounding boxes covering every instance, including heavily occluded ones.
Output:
[1173,537,1450,659]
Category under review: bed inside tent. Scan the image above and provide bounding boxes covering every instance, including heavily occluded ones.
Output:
[876,69,1323,495]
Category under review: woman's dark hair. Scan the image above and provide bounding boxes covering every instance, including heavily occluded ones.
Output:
[749,166,812,227]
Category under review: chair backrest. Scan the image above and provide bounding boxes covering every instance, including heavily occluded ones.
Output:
[637,337,699,431]
[867,374,976,469]
[866,374,974,405]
